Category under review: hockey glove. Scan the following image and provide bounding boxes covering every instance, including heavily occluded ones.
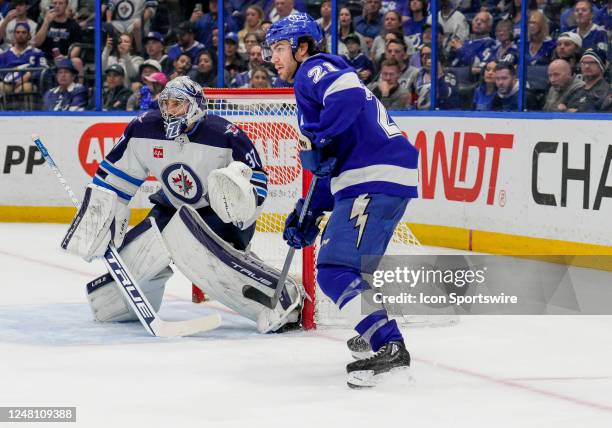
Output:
[283,198,324,249]
[298,130,337,177]
[299,149,337,178]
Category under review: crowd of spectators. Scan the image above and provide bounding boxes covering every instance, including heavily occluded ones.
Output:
[0,0,610,112]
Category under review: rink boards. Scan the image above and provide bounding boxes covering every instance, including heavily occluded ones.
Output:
[0,113,611,258]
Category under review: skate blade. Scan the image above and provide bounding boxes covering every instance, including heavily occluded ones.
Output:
[347,366,413,389]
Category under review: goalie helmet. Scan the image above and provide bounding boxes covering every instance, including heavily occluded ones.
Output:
[263,13,323,62]
[159,76,206,139]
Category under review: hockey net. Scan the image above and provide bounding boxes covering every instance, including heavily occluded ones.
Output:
[204,89,442,330]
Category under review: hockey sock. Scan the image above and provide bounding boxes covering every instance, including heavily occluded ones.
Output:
[317,264,404,351]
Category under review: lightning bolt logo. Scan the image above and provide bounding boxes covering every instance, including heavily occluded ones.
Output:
[350,194,371,248]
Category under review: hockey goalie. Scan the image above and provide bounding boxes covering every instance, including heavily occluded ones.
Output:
[60,76,304,333]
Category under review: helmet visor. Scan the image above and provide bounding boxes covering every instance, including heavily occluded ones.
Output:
[262,41,273,62]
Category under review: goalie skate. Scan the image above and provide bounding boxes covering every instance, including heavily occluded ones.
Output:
[346,341,411,389]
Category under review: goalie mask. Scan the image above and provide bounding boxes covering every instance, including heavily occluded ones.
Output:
[159,76,206,139]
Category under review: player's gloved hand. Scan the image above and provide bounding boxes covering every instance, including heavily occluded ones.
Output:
[298,130,337,177]
[299,149,337,177]
[283,198,323,249]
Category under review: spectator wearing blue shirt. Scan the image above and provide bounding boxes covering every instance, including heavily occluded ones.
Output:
[572,0,609,55]
[526,11,556,66]
[0,22,47,95]
[354,0,384,44]
[560,3,601,33]
[494,20,518,64]
[166,21,205,75]
[472,60,497,111]
[401,0,429,48]
[413,44,459,110]
[342,33,376,84]
[191,0,238,50]
[43,58,88,111]
[491,62,518,111]
[449,11,496,76]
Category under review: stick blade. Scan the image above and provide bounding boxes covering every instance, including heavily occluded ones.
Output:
[242,285,276,309]
[153,314,222,337]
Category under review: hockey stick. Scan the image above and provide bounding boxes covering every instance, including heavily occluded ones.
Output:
[32,135,221,337]
[242,176,318,309]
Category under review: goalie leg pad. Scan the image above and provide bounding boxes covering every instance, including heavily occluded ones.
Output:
[162,205,304,333]
[86,267,172,322]
[86,217,172,322]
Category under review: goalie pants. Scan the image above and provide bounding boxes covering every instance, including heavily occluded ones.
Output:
[316,193,410,352]
[141,190,256,250]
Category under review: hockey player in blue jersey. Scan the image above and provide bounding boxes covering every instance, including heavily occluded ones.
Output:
[61,76,303,334]
[264,13,418,388]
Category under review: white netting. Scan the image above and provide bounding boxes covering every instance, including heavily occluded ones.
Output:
[204,89,452,329]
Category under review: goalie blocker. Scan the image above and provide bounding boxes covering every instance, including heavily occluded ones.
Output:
[83,188,304,333]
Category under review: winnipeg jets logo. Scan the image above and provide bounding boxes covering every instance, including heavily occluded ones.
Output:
[161,163,203,204]
[171,171,194,196]
[349,194,370,248]
[116,0,135,20]
[224,123,240,136]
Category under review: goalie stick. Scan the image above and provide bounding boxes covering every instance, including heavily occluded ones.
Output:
[242,176,318,309]
[31,134,221,337]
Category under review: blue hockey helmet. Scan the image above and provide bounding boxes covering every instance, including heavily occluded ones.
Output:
[263,13,324,61]
[159,76,206,139]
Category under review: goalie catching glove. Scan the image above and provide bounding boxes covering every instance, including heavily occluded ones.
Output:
[207,161,257,228]
[61,184,130,262]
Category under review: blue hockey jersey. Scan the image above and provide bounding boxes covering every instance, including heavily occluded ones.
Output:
[340,52,376,84]
[95,110,268,227]
[572,24,609,53]
[451,37,497,67]
[166,41,206,68]
[494,41,518,64]
[43,83,88,111]
[526,39,556,66]
[293,53,418,204]
[0,46,47,81]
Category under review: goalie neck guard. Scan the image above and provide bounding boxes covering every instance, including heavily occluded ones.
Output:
[159,76,206,139]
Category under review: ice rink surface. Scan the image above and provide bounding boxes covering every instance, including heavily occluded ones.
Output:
[1,223,612,428]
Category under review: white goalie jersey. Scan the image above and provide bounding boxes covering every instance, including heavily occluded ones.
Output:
[94,109,268,228]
